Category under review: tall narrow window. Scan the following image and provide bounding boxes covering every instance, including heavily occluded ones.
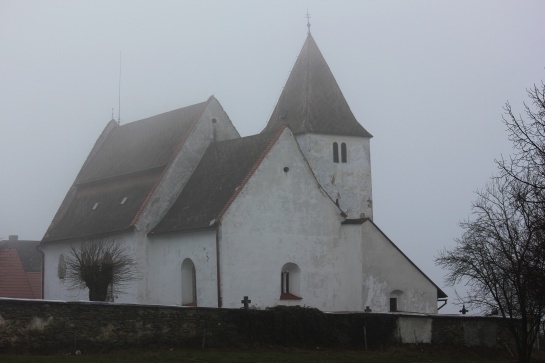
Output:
[57,254,66,279]
[281,271,290,293]
[181,258,197,306]
[333,142,339,163]
[341,143,347,163]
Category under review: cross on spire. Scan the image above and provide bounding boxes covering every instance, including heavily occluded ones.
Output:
[306,10,311,35]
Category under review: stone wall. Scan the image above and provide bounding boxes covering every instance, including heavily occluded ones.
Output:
[0,299,515,354]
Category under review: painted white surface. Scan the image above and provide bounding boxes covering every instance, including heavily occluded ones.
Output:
[147,231,218,307]
[42,127,440,313]
[135,98,240,232]
[219,129,364,311]
[296,134,372,220]
[41,103,441,313]
[41,232,139,303]
[361,221,438,313]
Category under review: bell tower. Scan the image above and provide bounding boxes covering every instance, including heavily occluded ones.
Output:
[262,33,373,219]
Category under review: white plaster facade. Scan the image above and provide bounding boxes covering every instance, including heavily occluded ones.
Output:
[40,35,446,313]
[296,134,373,220]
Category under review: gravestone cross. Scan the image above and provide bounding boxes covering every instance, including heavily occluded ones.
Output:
[241,296,251,309]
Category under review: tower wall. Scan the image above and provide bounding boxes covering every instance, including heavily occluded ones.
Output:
[296,134,372,220]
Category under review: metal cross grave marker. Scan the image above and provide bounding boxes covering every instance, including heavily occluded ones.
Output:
[241,296,251,309]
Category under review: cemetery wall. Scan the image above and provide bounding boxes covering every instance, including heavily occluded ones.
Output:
[0,298,514,354]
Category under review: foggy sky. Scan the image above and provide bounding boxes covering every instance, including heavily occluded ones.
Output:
[1,0,544,314]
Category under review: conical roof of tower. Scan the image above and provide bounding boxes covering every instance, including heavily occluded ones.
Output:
[262,34,371,137]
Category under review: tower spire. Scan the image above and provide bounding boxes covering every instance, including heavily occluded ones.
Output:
[306,10,311,35]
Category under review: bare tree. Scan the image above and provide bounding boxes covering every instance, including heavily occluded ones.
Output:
[64,239,136,302]
[499,82,545,192]
[437,177,545,363]
[437,81,545,363]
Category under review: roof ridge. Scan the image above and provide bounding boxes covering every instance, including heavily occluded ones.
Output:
[214,124,288,222]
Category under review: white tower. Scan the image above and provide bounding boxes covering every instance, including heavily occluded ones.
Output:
[263,34,373,219]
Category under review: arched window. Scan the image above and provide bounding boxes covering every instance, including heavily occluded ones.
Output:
[341,142,347,163]
[57,254,66,280]
[181,258,197,306]
[390,290,403,312]
[333,142,339,163]
[280,262,302,300]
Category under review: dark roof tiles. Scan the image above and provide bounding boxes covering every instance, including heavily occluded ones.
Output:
[152,128,284,234]
[263,34,371,138]
[43,170,160,241]
[43,100,210,243]
[76,102,208,184]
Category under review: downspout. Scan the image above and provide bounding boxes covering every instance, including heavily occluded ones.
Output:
[215,224,222,308]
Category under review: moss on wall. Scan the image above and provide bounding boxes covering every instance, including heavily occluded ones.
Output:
[0,299,514,354]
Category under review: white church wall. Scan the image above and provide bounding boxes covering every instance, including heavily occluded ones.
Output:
[41,231,139,303]
[135,98,240,233]
[296,134,372,220]
[361,221,438,313]
[146,230,218,307]
[219,129,365,311]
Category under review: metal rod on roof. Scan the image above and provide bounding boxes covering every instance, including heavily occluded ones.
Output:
[118,51,121,125]
[306,10,311,35]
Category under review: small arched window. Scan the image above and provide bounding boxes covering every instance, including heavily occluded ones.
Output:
[181,258,197,306]
[333,142,339,163]
[280,262,302,300]
[341,143,347,163]
[57,254,66,280]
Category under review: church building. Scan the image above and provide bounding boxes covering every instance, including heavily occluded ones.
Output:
[40,33,447,313]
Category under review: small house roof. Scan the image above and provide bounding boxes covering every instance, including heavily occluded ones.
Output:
[0,247,40,299]
[0,239,41,272]
[263,34,371,138]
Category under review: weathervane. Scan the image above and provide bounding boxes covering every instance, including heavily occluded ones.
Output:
[306,10,311,35]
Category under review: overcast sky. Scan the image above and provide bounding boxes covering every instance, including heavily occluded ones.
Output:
[1,1,544,314]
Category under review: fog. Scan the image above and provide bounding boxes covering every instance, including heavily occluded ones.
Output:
[1,1,544,314]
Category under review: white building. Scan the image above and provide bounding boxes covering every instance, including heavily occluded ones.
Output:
[40,33,447,313]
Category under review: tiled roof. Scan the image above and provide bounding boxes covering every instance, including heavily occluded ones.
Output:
[0,240,41,272]
[151,126,285,234]
[0,248,40,299]
[263,34,371,138]
[42,100,210,242]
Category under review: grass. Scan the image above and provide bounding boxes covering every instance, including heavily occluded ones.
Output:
[1,345,530,363]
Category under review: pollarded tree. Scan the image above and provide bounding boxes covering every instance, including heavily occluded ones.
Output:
[64,239,135,301]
